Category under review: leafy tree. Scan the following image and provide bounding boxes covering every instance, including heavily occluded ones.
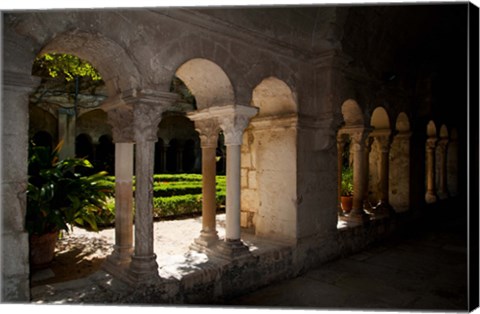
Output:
[33,53,102,81]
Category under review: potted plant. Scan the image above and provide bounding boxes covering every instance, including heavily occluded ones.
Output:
[340,167,354,213]
[26,142,114,268]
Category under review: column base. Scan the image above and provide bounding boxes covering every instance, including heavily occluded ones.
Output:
[425,192,437,204]
[127,254,160,284]
[344,208,370,224]
[213,239,251,261]
[102,247,133,277]
[190,231,220,252]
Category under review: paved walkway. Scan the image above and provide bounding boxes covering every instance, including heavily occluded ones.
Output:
[222,210,470,311]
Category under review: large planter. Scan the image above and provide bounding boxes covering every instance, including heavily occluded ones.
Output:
[29,231,59,269]
[340,196,353,213]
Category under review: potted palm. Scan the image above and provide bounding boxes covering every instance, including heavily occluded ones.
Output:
[340,167,354,213]
[26,142,114,268]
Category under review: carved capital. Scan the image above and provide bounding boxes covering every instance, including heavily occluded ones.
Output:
[121,89,178,143]
[350,130,370,152]
[375,135,391,153]
[437,138,449,151]
[194,119,220,148]
[106,105,134,143]
[219,114,253,146]
[426,137,437,151]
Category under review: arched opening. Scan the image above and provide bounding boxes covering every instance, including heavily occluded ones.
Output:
[31,131,53,152]
[252,76,297,117]
[367,106,392,215]
[337,99,367,227]
[175,58,235,109]
[28,50,115,286]
[96,134,114,174]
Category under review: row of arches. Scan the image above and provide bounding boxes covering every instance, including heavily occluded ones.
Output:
[337,100,459,225]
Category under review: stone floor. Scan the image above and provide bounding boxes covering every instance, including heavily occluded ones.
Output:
[26,205,472,312]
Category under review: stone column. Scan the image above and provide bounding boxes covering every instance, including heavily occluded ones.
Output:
[437,138,449,200]
[214,105,258,259]
[347,129,370,222]
[373,132,393,216]
[161,142,169,173]
[57,107,76,160]
[389,131,411,212]
[190,119,221,249]
[336,134,346,215]
[2,71,40,301]
[102,104,134,274]
[425,137,438,203]
[126,90,177,282]
[363,136,374,214]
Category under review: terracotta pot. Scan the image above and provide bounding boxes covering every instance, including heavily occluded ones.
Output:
[29,231,58,269]
[340,196,353,213]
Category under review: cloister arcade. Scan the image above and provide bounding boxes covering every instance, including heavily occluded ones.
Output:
[1,4,472,304]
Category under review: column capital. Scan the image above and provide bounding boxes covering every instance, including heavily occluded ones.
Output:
[437,137,449,149]
[374,135,391,153]
[350,128,371,152]
[193,119,221,148]
[426,137,437,150]
[121,90,179,142]
[105,104,135,143]
[212,105,258,146]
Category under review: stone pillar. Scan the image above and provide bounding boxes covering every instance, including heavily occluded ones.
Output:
[126,90,178,283]
[437,138,449,200]
[2,71,40,301]
[214,105,258,259]
[363,136,374,214]
[161,142,169,173]
[347,129,370,222]
[372,132,393,216]
[102,104,134,274]
[191,118,221,249]
[336,135,346,216]
[425,137,438,203]
[389,131,411,212]
[57,108,76,160]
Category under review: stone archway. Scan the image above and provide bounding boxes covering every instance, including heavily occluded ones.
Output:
[337,99,369,223]
[176,58,235,109]
[179,58,258,258]
[389,112,411,212]
[368,106,393,216]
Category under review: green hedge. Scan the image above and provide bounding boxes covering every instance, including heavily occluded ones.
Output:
[97,174,226,227]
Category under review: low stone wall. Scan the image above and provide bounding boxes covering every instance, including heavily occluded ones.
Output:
[111,212,416,304]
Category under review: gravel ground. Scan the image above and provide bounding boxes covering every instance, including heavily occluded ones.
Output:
[31,214,227,286]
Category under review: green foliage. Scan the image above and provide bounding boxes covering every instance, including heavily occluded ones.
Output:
[341,167,354,196]
[33,53,102,82]
[100,174,226,223]
[26,143,114,235]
